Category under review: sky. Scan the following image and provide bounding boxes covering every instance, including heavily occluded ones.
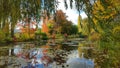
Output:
[57,0,87,25]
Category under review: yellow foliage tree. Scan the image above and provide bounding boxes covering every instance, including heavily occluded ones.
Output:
[77,15,82,33]
[92,0,120,34]
[82,18,89,35]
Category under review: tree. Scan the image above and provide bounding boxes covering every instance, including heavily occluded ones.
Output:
[91,0,120,67]
[60,21,73,34]
[54,10,67,30]
[47,19,56,35]
[92,0,117,30]
[82,18,89,35]
[70,25,78,35]
[3,21,9,36]
[0,0,101,38]
[48,10,75,35]
[77,15,82,33]
[0,0,57,38]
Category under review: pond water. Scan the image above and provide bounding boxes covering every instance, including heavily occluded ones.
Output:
[0,41,94,68]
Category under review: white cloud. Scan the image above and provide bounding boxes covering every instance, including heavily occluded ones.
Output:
[57,0,87,25]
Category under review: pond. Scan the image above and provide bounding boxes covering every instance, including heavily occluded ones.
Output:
[0,41,94,68]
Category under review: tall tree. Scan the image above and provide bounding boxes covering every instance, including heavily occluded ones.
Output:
[77,15,82,33]
[53,10,73,34]
[82,18,89,35]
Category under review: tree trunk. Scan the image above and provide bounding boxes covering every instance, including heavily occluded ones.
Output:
[11,22,15,38]
[11,26,14,38]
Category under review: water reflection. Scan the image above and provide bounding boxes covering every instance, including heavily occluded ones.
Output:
[0,43,94,68]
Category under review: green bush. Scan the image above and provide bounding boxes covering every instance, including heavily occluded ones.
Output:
[41,32,48,40]
[35,29,48,40]
[0,29,6,43]
[0,29,13,43]
[20,33,30,41]
[35,29,41,35]
[78,32,88,38]
[4,36,13,43]
[55,34,63,39]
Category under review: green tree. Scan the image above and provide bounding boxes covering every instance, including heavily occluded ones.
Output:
[60,21,72,34]
[70,25,78,35]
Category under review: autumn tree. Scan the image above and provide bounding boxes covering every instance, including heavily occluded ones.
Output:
[50,10,75,34]
[47,19,56,35]
[0,0,58,38]
[91,0,120,67]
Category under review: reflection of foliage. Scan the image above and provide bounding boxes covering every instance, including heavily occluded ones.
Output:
[0,48,9,56]
[95,42,120,68]
[78,43,95,59]
[78,42,120,68]
[93,32,120,67]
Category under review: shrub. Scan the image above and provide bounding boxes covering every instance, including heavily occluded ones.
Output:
[41,32,48,40]
[55,34,63,39]
[4,36,13,43]
[0,29,6,43]
[78,32,88,38]
[113,26,120,41]
[89,32,101,42]
[20,33,30,41]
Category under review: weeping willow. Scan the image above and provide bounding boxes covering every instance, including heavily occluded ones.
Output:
[0,0,58,37]
[1,0,115,37]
